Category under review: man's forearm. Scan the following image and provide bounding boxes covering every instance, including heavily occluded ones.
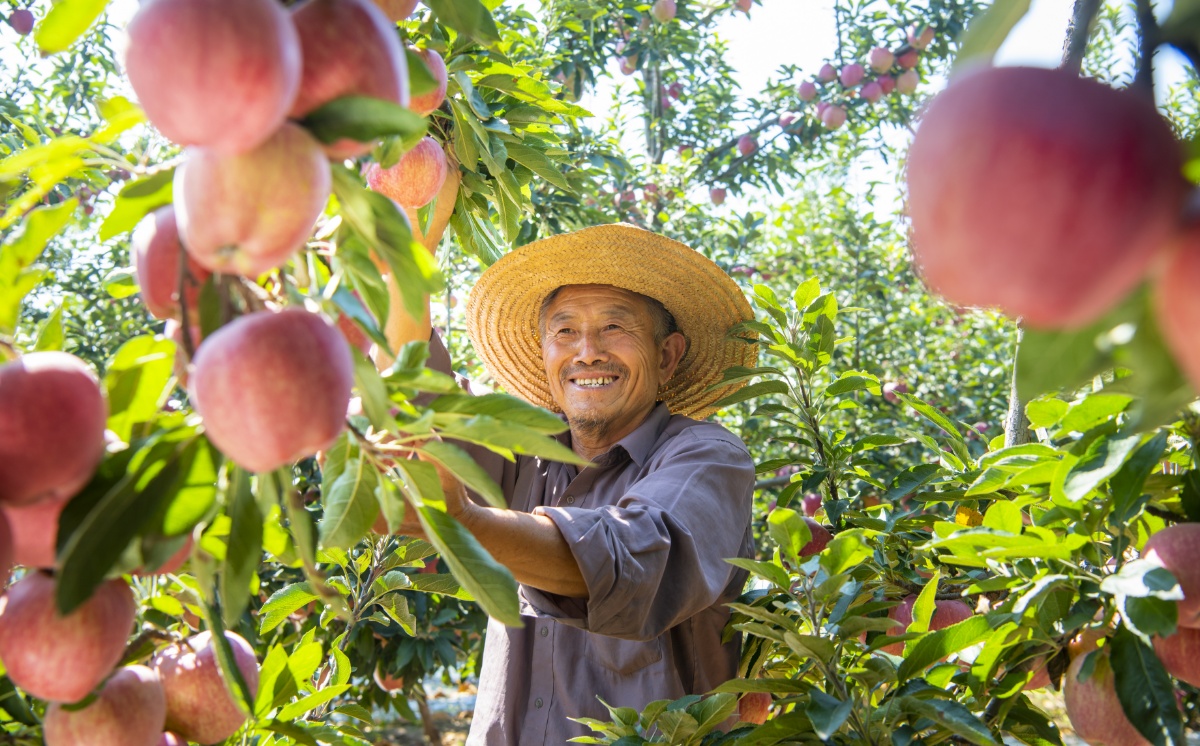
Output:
[458,501,589,599]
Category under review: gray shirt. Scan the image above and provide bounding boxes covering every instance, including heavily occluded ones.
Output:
[439,360,755,745]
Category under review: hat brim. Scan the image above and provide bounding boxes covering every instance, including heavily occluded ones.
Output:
[464,223,758,419]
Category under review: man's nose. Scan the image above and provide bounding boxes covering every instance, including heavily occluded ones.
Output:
[571,328,609,365]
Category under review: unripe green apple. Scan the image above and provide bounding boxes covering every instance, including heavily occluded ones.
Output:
[123,0,301,154]
[0,574,136,703]
[44,665,166,746]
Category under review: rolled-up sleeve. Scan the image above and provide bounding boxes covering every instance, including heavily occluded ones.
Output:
[530,431,753,641]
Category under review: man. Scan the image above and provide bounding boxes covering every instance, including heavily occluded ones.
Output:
[403,223,759,744]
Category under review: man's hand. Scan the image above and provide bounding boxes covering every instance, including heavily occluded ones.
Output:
[419,453,588,599]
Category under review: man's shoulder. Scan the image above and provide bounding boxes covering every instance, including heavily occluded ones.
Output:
[658,414,751,457]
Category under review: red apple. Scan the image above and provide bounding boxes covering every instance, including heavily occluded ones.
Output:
[1142,523,1200,627]
[9,8,34,35]
[906,65,1184,329]
[1153,231,1200,392]
[881,594,973,655]
[868,47,894,72]
[908,25,935,50]
[801,493,822,517]
[877,76,896,95]
[0,352,108,506]
[897,49,920,69]
[709,187,727,205]
[0,574,136,703]
[796,81,817,101]
[123,0,301,154]
[1153,626,1200,687]
[816,63,836,82]
[735,0,752,14]
[738,691,770,724]
[371,0,417,20]
[3,493,67,568]
[175,122,332,278]
[821,105,846,129]
[44,665,166,746]
[408,47,448,117]
[799,517,832,557]
[363,136,448,208]
[154,631,260,745]
[189,308,354,473]
[651,0,676,22]
[373,664,405,692]
[737,134,757,157]
[895,69,919,95]
[1064,650,1151,746]
[289,0,409,160]
[839,63,864,87]
[860,81,883,103]
[132,206,211,321]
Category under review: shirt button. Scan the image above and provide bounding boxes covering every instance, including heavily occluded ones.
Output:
[565,496,575,505]
[540,626,549,637]
[535,698,544,709]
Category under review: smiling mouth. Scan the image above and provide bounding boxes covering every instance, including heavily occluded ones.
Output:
[570,376,619,389]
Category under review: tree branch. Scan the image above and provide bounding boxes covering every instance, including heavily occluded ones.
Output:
[1060,0,1102,74]
[1133,0,1159,94]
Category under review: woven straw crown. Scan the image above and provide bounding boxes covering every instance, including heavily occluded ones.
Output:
[465,223,758,419]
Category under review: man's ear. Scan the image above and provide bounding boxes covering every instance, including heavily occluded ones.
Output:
[659,331,688,381]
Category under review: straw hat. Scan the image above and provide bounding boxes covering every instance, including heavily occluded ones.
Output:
[465,223,758,419]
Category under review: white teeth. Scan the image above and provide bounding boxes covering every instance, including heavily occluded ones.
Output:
[574,377,615,387]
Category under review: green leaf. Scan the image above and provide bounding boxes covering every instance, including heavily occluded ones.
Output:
[725,557,791,590]
[98,169,174,242]
[952,0,1032,73]
[104,335,176,442]
[1100,559,1183,601]
[825,373,881,397]
[56,432,198,613]
[1058,394,1132,434]
[319,457,381,550]
[301,96,427,146]
[202,615,257,721]
[415,503,521,626]
[818,529,874,575]
[793,277,820,310]
[805,690,852,741]
[896,393,962,438]
[982,501,1022,534]
[428,393,566,434]
[1110,431,1168,520]
[425,0,501,45]
[897,614,993,682]
[33,302,64,351]
[437,416,589,465]
[220,469,263,626]
[1109,628,1187,746]
[712,379,789,408]
[884,463,944,502]
[34,0,109,54]
[502,140,572,192]
[277,684,352,721]
[896,695,998,746]
[908,571,940,635]
[418,441,505,509]
[766,508,810,564]
[1062,433,1140,502]
[405,47,439,96]
[259,583,321,634]
[0,200,74,334]
[1025,397,1069,430]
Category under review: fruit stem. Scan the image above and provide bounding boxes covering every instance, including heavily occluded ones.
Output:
[1060,0,1101,75]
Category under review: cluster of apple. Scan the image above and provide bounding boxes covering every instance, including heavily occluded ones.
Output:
[0,353,257,746]
[779,25,931,135]
[906,64,1200,393]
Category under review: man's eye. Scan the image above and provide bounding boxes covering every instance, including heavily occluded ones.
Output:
[604,324,622,331]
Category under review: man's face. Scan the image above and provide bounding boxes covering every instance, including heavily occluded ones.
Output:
[541,285,684,444]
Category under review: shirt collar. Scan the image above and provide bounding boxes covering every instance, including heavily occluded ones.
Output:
[608,402,671,468]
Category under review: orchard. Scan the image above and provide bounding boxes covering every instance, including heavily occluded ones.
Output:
[3,0,1200,745]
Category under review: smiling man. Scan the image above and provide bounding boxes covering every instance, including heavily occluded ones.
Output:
[416,224,759,745]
